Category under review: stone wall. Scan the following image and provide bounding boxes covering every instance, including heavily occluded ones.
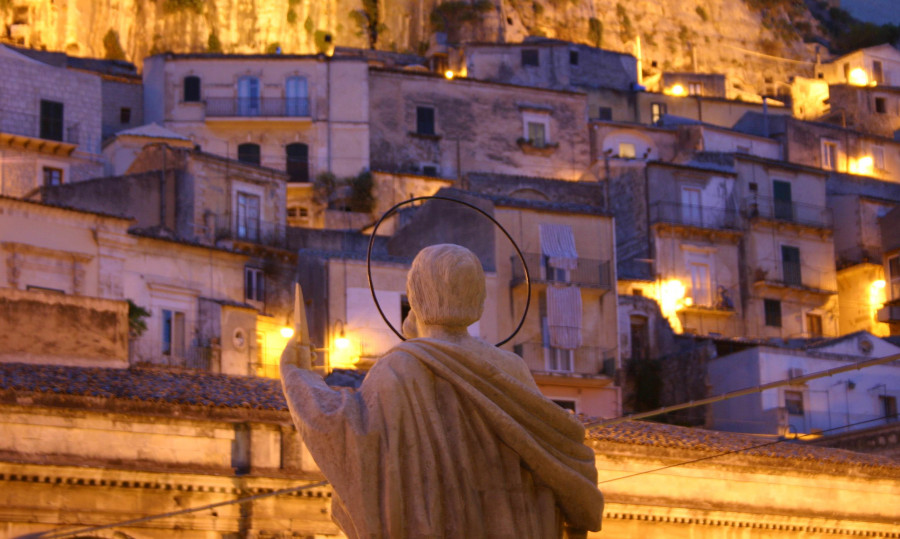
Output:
[0,288,128,366]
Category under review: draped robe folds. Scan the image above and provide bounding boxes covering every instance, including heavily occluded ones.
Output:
[280,337,604,538]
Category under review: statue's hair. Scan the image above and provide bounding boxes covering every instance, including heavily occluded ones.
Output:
[407,244,485,327]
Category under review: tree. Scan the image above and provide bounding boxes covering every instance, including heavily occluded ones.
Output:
[350,0,386,50]
[103,29,127,61]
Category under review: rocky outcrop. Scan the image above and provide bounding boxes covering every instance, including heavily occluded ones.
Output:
[2,0,820,93]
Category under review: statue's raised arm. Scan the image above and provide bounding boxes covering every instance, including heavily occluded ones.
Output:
[281,244,603,538]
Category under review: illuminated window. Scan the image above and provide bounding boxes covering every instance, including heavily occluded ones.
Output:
[821,139,838,170]
[688,82,702,96]
[416,106,435,135]
[764,299,782,327]
[521,49,539,67]
[245,267,264,303]
[689,262,712,306]
[873,61,884,84]
[650,102,667,124]
[784,390,804,415]
[874,146,885,170]
[618,142,636,158]
[43,167,63,186]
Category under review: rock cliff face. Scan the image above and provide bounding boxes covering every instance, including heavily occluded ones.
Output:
[2,0,820,93]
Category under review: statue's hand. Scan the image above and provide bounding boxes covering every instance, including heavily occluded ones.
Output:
[281,337,315,370]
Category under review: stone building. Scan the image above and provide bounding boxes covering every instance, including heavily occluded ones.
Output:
[879,206,900,335]
[0,44,105,197]
[368,67,590,181]
[708,331,900,437]
[142,52,371,182]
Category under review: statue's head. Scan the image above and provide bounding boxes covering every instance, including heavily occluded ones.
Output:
[406,244,486,328]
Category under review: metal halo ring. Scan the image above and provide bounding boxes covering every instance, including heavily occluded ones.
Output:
[366,195,531,347]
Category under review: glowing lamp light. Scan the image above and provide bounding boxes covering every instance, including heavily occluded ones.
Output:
[280,327,295,339]
[848,68,869,87]
[334,336,351,350]
[849,155,875,176]
[444,70,455,80]
[873,279,886,289]
[666,84,686,97]
[658,279,687,334]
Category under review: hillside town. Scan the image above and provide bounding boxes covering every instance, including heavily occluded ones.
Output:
[1,23,899,539]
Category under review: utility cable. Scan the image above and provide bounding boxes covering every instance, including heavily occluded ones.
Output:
[596,415,892,485]
[36,480,329,539]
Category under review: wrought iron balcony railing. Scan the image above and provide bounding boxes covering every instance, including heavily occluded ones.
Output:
[510,254,612,289]
[744,196,832,229]
[205,97,310,118]
[213,215,287,249]
[650,202,739,230]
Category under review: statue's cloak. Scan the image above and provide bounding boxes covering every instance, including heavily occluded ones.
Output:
[281,337,603,538]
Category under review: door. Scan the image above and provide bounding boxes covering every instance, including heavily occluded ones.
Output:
[681,187,702,226]
[781,245,802,286]
[238,76,260,116]
[689,262,711,306]
[286,76,308,116]
[773,180,793,221]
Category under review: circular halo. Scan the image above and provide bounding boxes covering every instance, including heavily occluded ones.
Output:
[366,195,531,347]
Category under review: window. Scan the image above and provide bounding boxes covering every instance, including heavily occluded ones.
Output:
[688,82,702,96]
[689,262,712,306]
[764,299,782,327]
[889,256,900,299]
[183,76,201,102]
[781,245,802,286]
[287,206,309,219]
[681,187,702,226]
[546,347,574,372]
[821,139,838,170]
[874,146,885,170]
[416,106,435,135]
[237,76,260,116]
[286,142,309,182]
[873,61,884,84]
[569,50,579,65]
[881,395,898,421]
[285,76,309,116]
[650,102,667,124]
[40,99,64,141]
[772,179,793,220]
[595,107,612,121]
[236,192,261,241]
[162,309,186,357]
[43,167,62,187]
[120,107,131,124]
[527,121,547,147]
[785,390,804,415]
[875,97,886,114]
[521,49,539,67]
[806,313,822,337]
[552,399,576,412]
[245,267,264,303]
[422,164,438,176]
[237,143,261,166]
[843,62,850,81]
[618,142,636,158]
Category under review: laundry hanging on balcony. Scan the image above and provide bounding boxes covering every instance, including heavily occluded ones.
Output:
[539,223,578,271]
[546,285,582,350]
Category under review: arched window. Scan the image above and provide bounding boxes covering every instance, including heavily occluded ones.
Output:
[184,76,201,102]
[237,143,260,166]
[286,143,309,182]
[285,76,309,116]
[237,76,260,116]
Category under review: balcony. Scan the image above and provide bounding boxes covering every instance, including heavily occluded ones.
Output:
[753,263,837,297]
[510,254,612,290]
[131,345,216,371]
[650,202,740,231]
[205,97,310,119]
[0,108,81,154]
[513,342,615,379]
[214,215,287,250]
[744,196,833,229]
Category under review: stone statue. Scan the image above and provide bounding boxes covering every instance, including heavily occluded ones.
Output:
[281,244,603,538]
